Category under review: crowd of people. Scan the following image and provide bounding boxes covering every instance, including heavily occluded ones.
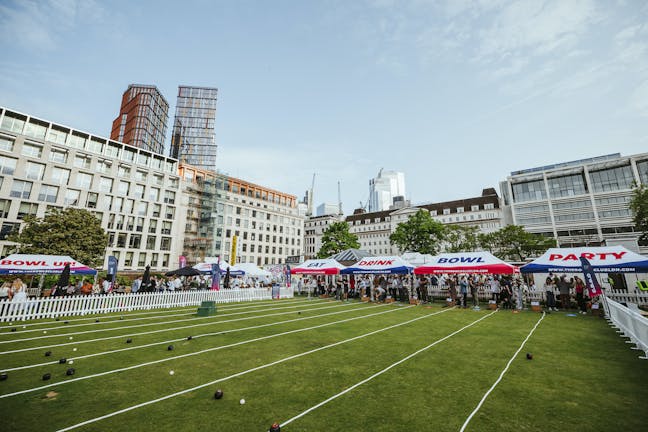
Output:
[542,273,591,314]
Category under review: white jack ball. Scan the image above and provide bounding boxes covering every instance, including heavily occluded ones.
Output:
[169,370,175,375]
[69,336,73,340]
[240,398,246,405]
[73,348,77,351]
[68,360,74,365]
[43,331,47,334]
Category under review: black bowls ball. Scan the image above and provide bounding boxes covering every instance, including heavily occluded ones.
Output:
[66,368,75,376]
[59,358,67,364]
[167,345,174,351]
[42,373,51,381]
[45,351,52,357]
[214,389,224,399]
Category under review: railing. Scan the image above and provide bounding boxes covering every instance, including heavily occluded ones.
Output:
[601,294,648,359]
[0,286,294,322]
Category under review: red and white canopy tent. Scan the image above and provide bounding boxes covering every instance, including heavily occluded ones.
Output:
[341,256,414,275]
[0,254,97,275]
[291,259,346,275]
[414,251,518,275]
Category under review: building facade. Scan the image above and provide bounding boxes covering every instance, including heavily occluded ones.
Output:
[500,153,648,254]
[179,165,304,266]
[368,169,406,212]
[304,214,343,259]
[170,86,218,171]
[0,106,184,272]
[110,84,169,155]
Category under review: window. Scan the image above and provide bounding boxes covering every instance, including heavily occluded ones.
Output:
[149,187,160,201]
[590,165,635,192]
[47,127,68,145]
[75,172,92,189]
[146,235,156,249]
[137,202,148,216]
[124,251,134,266]
[10,180,32,199]
[64,189,80,206]
[122,148,135,162]
[136,217,144,232]
[135,170,147,181]
[106,143,120,158]
[24,161,45,180]
[165,206,175,219]
[118,181,130,196]
[114,197,123,212]
[443,208,450,215]
[38,184,59,203]
[86,192,98,208]
[116,233,127,248]
[164,190,175,204]
[69,133,87,149]
[17,202,38,219]
[24,120,47,139]
[471,205,479,211]
[138,153,150,166]
[87,138,104,153]
[0,199,10,218]
[74,154,92,169]
[50,167,70,185]
[123,199,134,214]
[0,136,14,152]
[137,253,147,267]
[638,160,648,185]
[484,203,495,210]
[97,159,112,174]
[0,222,20,240]
[151,253,158,267]
[118,165,131,177]
[1,113,25,133]
[160,237,171,251]
[133,184,145,199]
[99,177,113,193]
[21,143,42,158]
[129,234,141,249]
[161,221,172,235]
[149,219,158,233]
[152,204,161,218]
[548,174,587,198]
[49,148,67,163]
[512,180,547,203]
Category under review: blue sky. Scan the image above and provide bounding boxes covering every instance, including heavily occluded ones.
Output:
[1,0,647,214]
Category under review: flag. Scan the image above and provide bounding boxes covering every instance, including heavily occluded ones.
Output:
[211,258,221,291]
[107,255,118,290]
[285,265,291,288]
[179,255,187,268]
[579,257,603,297]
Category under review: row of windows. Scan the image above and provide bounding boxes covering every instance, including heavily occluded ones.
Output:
[109,250,170,268]
[107,232,172,251]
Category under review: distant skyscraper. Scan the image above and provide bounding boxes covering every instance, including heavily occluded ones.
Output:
[110,84,169,154]
[170,85,218,170]
[368,169,406,212]
[316,203,339,216]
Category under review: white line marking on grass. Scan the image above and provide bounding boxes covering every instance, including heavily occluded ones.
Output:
[0,301,349,355]
[1,303,371,372]
[459,312,546,432]
[0,299,318,334]
[278,310,498,429]
[3,304,411,399]
[0,301,330,344]
[54,305,451,432]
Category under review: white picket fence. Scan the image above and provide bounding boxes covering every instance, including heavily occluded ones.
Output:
[602,294,648,359]
[0,287,294,322]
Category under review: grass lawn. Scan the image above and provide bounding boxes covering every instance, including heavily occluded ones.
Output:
[0,297,646,431]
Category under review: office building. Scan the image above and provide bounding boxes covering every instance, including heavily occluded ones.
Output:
[179,165,304,266]
[368,169,406,212]
[0,106,184,271]
[170,86,218,170]
[304,214,343,260]
[110,84,169,155]
[316,203,340,216]
[500,153,648,254]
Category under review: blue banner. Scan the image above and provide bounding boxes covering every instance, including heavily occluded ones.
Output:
[107,255,118,283]
[579,257,603,297]
[211,262,220,291]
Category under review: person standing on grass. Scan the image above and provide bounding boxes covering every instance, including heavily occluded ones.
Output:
[544,276,558,312]
[557,274,571,310]
[470,275,480,309]
[489,276,501,305]
[574,276,587,314]
[448,275,458,305]
[459,276,468,308]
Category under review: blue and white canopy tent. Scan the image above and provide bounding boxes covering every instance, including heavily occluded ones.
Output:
[520,246,648,274]
[193,260,245,276]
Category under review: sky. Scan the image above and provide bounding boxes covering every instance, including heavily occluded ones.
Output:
[1,0,648,214]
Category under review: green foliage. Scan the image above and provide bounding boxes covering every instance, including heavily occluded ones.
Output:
[444,224,479,252]
[479,225,556,261]
[316,221,360,258]
[7,208,108,268]
[389,209,446,254]
[630,183,648,245]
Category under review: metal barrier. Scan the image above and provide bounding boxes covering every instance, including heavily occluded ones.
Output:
[0,286,294,322]
[601,294,648,359]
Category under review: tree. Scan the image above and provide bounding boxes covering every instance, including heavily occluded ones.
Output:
[317,222,360,258]
[478,225,556,262]
[444,224,479,252]
[630,183,648,245]
[389,209,446,254]
[7,208,108,268]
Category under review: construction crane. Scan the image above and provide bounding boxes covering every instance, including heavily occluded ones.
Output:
[337,181,343,215]
[306,173,316,217]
